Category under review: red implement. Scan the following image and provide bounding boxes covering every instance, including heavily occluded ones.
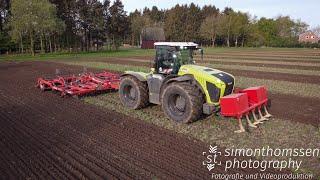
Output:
[220,93,257,133]
[220,86,272,133]
[220,93,249,119]
[36,71,120,97]
[240,86,272,123]
[240,86,268,105]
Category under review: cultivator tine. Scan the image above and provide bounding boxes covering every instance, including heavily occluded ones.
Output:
[252,110,263,125]
[234,117,246,133]
[258,108,268,121]
[246,114,257,128]
[96,83,102,91]
[263,105,272,118]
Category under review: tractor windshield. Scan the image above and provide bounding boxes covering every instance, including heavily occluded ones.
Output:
[175,49,195,65]
[155,45,202,75]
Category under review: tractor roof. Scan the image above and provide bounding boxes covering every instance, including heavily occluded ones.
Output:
[154,42,198,48]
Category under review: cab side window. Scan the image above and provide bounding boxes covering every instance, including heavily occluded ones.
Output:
[155,46,177,74]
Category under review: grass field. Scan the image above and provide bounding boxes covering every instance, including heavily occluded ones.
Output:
[0,48,155,61]
[2,47,320,176]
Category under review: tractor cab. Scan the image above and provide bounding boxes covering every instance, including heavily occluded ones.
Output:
[153,42,203,75]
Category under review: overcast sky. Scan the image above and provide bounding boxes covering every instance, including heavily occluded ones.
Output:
[111,0,319,28]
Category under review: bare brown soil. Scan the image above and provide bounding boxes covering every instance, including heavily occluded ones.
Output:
[269,93,320,127]
[0,61,287,179]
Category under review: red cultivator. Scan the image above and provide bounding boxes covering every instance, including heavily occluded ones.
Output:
[220,86,272,133]
[37,71,120,97]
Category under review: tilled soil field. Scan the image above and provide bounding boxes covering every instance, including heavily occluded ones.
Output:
[0,61,287,179]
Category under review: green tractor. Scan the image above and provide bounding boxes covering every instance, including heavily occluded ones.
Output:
[119,42,235,123]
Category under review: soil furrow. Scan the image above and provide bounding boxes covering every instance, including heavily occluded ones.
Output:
[8,90,185,178]
[0,98,82,180]
[0,117,65,179]
[0,93,131,179]
[0,78,211,179]
[21,91,205,179]
[0,89,182,179]
[269,93,320,127]
[0,121,42,179]
[0,138,19,179]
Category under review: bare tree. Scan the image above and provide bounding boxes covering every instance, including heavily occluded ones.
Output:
[200,14,220,47]
[312,26,320,37]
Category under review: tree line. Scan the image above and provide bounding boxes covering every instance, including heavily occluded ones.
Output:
[0,0,315,55]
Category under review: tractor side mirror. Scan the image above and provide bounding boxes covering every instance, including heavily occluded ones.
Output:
[198,48,204,61]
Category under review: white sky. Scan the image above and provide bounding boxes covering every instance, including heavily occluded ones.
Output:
[104,0,319,28]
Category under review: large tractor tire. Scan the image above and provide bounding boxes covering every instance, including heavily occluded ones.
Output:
[119,76,149,109]
[161,82,203,123]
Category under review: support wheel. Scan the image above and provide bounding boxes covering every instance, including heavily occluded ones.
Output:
[161,82,203,123]
[119,76,149,109]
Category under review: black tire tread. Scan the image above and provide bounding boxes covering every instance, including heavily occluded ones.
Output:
[119,76,149,109]
[162,81,204,123]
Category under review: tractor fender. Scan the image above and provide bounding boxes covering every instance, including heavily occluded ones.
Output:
[165,74,193,84]
[162,74,206,97]
[120,71,147,82]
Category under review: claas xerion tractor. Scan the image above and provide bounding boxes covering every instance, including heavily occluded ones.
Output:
[119,42,272,133]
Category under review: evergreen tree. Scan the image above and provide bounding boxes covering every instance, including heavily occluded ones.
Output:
[0,0,11,53]
[109,0,128,49]
[0,0,10,32]
[49,0,78,49]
